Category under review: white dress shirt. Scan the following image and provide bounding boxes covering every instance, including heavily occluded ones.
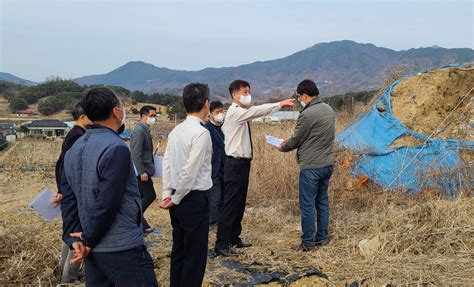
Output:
[162,115,213,205]
[222,102,281,159]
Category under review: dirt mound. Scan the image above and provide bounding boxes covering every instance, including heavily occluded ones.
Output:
[391,66,474,142]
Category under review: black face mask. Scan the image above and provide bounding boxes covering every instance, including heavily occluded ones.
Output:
[117,124,125,134]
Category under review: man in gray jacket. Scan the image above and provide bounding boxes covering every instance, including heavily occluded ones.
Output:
[278,79,336,252]
[131,105,158,233]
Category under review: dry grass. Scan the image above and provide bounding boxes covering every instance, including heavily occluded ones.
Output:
[0,111,473,286]
[0,140,62,285]
[245,118,474,286]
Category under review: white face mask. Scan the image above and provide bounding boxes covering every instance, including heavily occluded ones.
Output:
[146,116,156,126]
[240,94,252,106]
[214,113,225,123]
[299,100,306,108]
[117,108,126,125]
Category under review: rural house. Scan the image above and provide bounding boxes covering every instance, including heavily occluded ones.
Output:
[0,123,16,141]
[253,111,300,123]
[25,120,69,139]
[16,109,35,117]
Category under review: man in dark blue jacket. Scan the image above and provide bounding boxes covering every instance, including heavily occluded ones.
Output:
[205,101,226,226]
[60,87,158,286]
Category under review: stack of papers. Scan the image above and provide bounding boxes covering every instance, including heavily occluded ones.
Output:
[28,188,61,222]
[153,155,163,178]
[133,156,164,178]
[265,135,284,147]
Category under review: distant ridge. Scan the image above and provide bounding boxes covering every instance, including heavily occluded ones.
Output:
[0,72,36,86]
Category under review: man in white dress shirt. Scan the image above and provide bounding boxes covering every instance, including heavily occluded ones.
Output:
[160,83,213,287]
[214,80,295,256]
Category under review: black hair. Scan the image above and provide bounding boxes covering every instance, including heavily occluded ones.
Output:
[228,80,250,98]
[140,105,157,117]
[297,79,319,97]
[71,102,86,121]
[182,83,210,113]
[80,87,120,121]
[210,101,224,112]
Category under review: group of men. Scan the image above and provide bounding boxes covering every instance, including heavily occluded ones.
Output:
[54,78,335,287]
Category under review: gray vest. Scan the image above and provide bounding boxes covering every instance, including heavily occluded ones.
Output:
[64,127,144,252]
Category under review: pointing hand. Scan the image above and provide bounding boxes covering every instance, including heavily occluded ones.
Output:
[279,99,295,108]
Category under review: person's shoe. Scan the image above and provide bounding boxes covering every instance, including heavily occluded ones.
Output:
[215,247,239,257]
[144,227,155,234]
[207,249,217,259]
[143,227,155,236]
[315,239,329,246]
[233,239,252,248]
[291,243,314,252]
[209,223,218,231]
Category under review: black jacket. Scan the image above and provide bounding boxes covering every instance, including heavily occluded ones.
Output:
[205,121,225,179]
[55,125,86,193]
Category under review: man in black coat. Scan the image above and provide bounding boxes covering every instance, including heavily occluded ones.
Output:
[205,101,226,226]
[53,102,91,284]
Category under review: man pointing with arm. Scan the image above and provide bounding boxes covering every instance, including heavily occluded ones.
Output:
[214,80,294,256]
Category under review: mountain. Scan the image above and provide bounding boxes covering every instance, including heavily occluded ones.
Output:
[0,72,36,86]
[74,40,474,98]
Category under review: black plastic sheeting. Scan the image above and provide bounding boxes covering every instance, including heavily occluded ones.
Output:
[209,259,328,286]
[145,232,328,286]
[144,228,163,249]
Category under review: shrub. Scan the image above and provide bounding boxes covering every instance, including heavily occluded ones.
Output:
[9,98,28,111]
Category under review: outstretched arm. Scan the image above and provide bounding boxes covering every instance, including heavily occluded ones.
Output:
[234,99,295,123]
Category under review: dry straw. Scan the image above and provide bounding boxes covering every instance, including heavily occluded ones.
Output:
[1,67,473,285]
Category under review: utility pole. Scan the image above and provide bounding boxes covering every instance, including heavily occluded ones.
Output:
[351,95,354,115]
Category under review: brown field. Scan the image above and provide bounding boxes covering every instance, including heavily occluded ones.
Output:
[391,65,474,142]
[0,98,167,126]
[1,107,473,286]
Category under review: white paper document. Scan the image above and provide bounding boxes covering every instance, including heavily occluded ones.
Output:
[265,135,284,147]
[153,155,163,178]
[133,163,139,177]
[28,187,61,222]
[133,156,163,178]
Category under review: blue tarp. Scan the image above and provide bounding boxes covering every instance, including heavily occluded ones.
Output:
[119,130,132,139]
[336,65,473,196]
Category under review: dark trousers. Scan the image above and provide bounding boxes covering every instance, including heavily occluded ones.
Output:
[215,157,251,250]
[209,175,224,225]
[137,176,157,230]
[85,245,158,287]
[299,166,333,246]
[169,190,210,287]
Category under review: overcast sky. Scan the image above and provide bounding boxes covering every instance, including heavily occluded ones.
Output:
[0,0,472,81]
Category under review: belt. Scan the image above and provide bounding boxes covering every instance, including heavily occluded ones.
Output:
[227,156,252,160]
[171,189,210,195]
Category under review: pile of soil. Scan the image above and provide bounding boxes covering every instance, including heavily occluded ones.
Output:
[391,65,474,143]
